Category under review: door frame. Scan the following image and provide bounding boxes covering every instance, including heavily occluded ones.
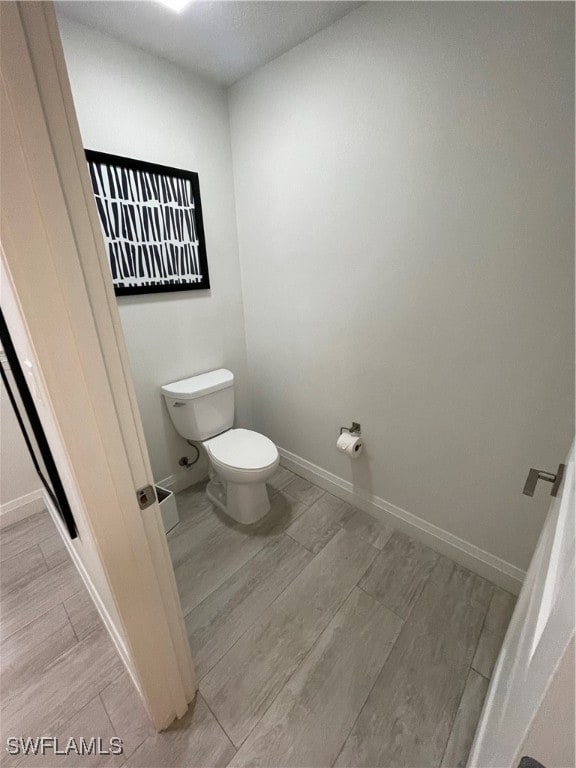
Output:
[0,0,195,729]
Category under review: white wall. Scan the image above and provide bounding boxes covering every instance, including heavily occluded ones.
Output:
[0,355,44,524]
[229,2,574,571]
[58,16,251,486]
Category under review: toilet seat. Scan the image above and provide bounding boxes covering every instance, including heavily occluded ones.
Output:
[204,428,278,472]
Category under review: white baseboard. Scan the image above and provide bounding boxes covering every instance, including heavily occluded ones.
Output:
[278,447,525,595]
[41,491,143,699]
[0,489,45,529]
[157,466,207,495]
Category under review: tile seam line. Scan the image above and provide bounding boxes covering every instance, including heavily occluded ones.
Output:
[0,559,49,600]
[0,602,80,710]
[355,583,406,623]
[193,536,314,682]
[224,547,378,752]
[198,691,238,755]
[97,689,131,756]
[436,572,494,768]
[177,524,311,623]
[329,615,402,768]
[61,596,81,643]
[332,557,439,765]
[0,571,83,643]
[198,533,327,693]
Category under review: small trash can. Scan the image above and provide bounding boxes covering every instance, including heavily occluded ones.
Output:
[156,485,179,534]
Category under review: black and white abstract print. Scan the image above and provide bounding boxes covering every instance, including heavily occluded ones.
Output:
[86,150,209,295]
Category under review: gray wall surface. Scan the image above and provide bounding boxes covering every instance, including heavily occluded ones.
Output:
[60,3,574,572]
[229,2,574,570]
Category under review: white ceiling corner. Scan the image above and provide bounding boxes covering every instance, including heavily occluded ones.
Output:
[56,1,364,86]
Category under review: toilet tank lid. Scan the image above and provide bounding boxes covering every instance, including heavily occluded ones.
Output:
[161,369,234,400]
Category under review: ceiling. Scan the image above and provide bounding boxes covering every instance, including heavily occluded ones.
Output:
[56,1,363,86]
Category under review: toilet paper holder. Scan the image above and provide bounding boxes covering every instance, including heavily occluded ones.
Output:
[340,422,361,436]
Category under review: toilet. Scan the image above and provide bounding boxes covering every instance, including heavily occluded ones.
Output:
[161,369,279,524]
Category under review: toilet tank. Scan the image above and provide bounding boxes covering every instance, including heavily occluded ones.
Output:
[161,369,234,441]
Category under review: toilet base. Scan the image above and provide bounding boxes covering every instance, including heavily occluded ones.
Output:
[206,476,271,525]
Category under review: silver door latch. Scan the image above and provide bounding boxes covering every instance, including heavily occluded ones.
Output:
[523,464,565,498]
[136,484,156,510]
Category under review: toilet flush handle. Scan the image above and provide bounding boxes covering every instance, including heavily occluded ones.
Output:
[172,401,186,407]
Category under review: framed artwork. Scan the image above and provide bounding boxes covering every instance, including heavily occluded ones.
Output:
[85,150,210,295]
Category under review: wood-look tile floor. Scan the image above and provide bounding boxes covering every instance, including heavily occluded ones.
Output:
[0,510,155,768]
[0,469,517,767]
[173,470,516,768]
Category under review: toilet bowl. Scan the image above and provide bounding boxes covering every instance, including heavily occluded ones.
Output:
[161,369,279,524]
[204,428,279,523]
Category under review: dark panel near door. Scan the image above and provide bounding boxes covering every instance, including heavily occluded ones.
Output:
[0,309,77,539]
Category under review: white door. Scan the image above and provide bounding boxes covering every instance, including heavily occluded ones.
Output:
[469,443,575,767]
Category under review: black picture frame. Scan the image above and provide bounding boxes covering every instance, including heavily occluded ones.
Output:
[85,150,210,296]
